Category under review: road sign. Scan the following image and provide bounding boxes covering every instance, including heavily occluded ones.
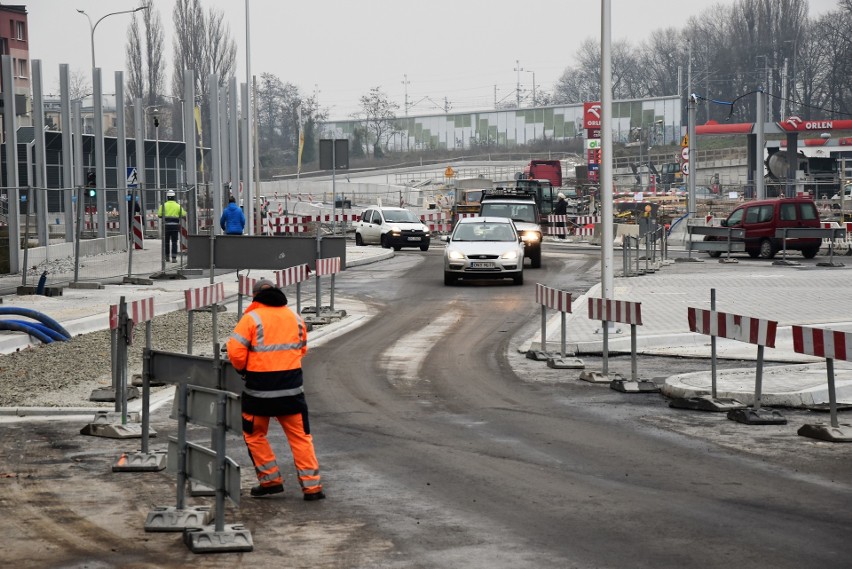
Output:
[681,162,689,176]
[127,167,138,188]
[681,147,690,161]
[445,166,455,178]
[681,134,689,147]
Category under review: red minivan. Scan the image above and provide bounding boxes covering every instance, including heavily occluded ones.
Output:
[711,197,821,259]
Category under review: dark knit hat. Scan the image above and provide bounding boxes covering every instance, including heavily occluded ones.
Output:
[252,278,275,295]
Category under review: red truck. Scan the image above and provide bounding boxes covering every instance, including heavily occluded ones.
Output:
[522,160,562,188]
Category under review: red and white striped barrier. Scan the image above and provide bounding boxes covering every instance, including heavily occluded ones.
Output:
[545,215,600,237]
[535,283,572,312]
[276,264,311,287]
[687,305,781,423]
[179,217,188,251]
[109,297,155,329]
[238,275,258,297]
[529,283,583,368]
[792,326,852,361]
[585,297,652,389]
[132,214,144,250]
[315,257,342,276]
[588,298,642,325]
[792,325,852,441]
[687,307,777,347]
[184,282,226,311]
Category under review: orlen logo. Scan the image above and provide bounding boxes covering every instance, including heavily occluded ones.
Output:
[583,101,602,129]
[785,116,803,129]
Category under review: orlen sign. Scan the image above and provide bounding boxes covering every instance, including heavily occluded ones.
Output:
[780,116,852,132]
[584,102,602,130]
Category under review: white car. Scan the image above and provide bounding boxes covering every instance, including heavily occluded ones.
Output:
[354,207,431,251]
[443,217,525,286]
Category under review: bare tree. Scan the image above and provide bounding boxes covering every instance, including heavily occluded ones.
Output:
[68,68,90,100]
[354,87,399,158]
[125,0,168,133]
[171,0,237,136]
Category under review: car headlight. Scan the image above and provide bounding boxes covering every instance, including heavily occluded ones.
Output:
[521,231,541,243]
[500,249,519,260]
[424,231,431,237]
[390,226,401,236]
[447,250,465,260]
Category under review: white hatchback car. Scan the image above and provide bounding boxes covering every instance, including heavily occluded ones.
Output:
[443,217,525,286]
[354,207,431,251]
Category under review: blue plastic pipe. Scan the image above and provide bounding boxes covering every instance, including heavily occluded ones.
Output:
[0,307,71,339]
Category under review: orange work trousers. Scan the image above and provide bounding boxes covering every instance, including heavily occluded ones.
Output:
[242,412,322,495]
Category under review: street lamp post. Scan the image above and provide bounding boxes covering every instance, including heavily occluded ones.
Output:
[524,69,536,107]
[77,6,148,70]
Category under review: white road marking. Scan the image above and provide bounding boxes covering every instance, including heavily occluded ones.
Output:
[380,311,459,389]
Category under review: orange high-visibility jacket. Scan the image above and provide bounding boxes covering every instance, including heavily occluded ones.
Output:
[228,301,308,414]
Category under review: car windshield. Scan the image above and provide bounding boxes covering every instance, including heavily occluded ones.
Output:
[453,222,516,242]
[383,210,420,223]
[481,203,537,223]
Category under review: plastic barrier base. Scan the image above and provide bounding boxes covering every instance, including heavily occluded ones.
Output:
[89,386,139,402]
[144,506,212,532]
[302,315,330,326]
[184,523,253,553]
[797,423,852,443]
[727,407,787,425]
[610,379,660,393]
[668,395,747,412]
[112,451,167,472]
[578,370,619,383]
[547,357,585,369]
[189,480,216,497]
[525,350,551,361]
[772,259,801,267]
[80,422,149,439]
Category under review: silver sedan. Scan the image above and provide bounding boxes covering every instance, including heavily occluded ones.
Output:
[443,217,525,286]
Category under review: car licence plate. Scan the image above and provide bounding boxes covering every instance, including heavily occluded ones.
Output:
[407,236,421,241]
[470,262,494,268]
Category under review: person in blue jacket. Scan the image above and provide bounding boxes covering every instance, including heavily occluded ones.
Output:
[220,195,246,235]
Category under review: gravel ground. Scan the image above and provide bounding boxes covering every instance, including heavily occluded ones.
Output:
[0,307,239,408]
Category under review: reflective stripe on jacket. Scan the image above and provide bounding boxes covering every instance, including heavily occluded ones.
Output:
[158,200,186,227]
[227,301,308,415]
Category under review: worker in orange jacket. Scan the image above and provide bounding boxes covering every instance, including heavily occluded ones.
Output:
[227,278,325,500]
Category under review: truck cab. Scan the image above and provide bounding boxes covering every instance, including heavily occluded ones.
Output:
[479,188,542,268]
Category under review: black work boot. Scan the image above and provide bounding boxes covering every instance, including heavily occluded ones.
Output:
[303,490,326,501]
[250,483,284,497]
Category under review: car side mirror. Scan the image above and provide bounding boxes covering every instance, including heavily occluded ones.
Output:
[440,235,449,242]
[720,219,728,227]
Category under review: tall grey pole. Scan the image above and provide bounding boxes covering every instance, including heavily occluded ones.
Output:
[229,78,240,204]
[209,74,223,234]
[600,0,614,300]
[241,83,253,233]
[93,68,107,238]
[134,98,146,211]
[244,0,254,235]
[73,100,84,282]
[59,65,75,240]
[115,71,128,238]
[755,89,766,200]
[32,60,48,247]
[183,74,198,233]
[2,55,21,273]
[219,84,230,192]
[687,95,697,218]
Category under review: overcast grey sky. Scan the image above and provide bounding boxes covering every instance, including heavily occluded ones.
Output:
[27,0,840,119]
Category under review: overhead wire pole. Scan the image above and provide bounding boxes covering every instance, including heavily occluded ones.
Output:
[244,0,254,234]
[600,0,614,301]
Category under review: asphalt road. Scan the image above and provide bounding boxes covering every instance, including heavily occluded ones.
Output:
[2,244,851,568]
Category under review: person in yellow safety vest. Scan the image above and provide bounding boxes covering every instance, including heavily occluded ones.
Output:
[227,279,325,501]
[157,190,186,262]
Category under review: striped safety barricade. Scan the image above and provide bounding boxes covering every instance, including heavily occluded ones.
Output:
[582,298,656,392]
[184,282,226,355]
[306,257,345,323]
[132,215,144,250]
[686,304,785,425]
[420,211,452,234]
[276,263,312,314]
[528,283,584,369]
[179,217,188,252]
[83,295,157,444]
[792,326,852,442]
